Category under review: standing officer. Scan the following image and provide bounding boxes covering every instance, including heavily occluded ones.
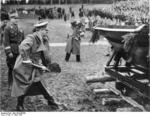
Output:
[3,13,24,89]
[65,21,84,62]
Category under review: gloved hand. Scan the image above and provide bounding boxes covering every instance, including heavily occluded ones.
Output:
[40,65,49,72]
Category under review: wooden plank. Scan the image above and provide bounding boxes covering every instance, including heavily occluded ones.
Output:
[86,75,115,83]
[137,79,149,84]
[130,68,145,75]
[93,88,113,94]
[108,65,148,78]
[134,65,149,72]
[102,98,124,105]
[116,107,137,112]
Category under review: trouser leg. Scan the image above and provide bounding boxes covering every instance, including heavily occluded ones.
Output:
[37,82,53,101]
[65,53,71,62]
[16,81,58,110]
[8,67,13,87]
[24,82,54,101]
[37,82,58,109]
[16,95,26,111]
[17,95,25,106]
[76,55,81,62]
[6,54,18,88]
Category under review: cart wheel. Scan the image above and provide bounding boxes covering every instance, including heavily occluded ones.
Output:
[115,82,130,96]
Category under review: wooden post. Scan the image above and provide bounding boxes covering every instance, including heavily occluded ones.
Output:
[59,0,61,5]
[36,0,39,4]
[116,107,136,112]
[86,75,115,83]
[102,98,124,106]
[51,0,53,5]
[44,0,46,4]
[93,88,113,94]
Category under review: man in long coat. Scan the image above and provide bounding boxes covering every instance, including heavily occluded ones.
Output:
[3,13,24,89]
[65,21,84,62]
[11,21,58,111]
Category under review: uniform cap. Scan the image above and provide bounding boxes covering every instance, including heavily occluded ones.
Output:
[34,21,48,28]
[70,20,82,27]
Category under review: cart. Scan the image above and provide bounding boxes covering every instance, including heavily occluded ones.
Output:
[90,24,150,99]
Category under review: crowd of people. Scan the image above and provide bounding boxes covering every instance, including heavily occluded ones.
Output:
[14,6,75,21]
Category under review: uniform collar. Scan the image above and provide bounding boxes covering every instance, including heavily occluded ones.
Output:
[34,32,47,52]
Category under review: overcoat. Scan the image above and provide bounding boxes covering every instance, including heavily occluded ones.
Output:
[11,32,51,97]
[65,35,81,55]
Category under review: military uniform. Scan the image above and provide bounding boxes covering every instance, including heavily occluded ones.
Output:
[3,22,24,88]
[65,21,84,62]
[65,34,81,61]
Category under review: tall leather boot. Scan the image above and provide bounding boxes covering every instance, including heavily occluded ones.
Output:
[76,55,81,62]
[65,53,71,62]
[16,95,25,111]
[8,67,13,90]
[47,98,59,110]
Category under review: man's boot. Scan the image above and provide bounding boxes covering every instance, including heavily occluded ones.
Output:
[8,67,13,90]
[65,53,71,62]
[47,98,59,110]
[16,95,25,111]
[76,55,81,62]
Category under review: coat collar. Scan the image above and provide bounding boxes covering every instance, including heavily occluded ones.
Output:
[33,32,47,52]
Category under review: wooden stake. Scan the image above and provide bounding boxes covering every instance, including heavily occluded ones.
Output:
[86,75,115,83]
[102,98,123,105]
[116,107,136,112]
[93,88,113,94]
